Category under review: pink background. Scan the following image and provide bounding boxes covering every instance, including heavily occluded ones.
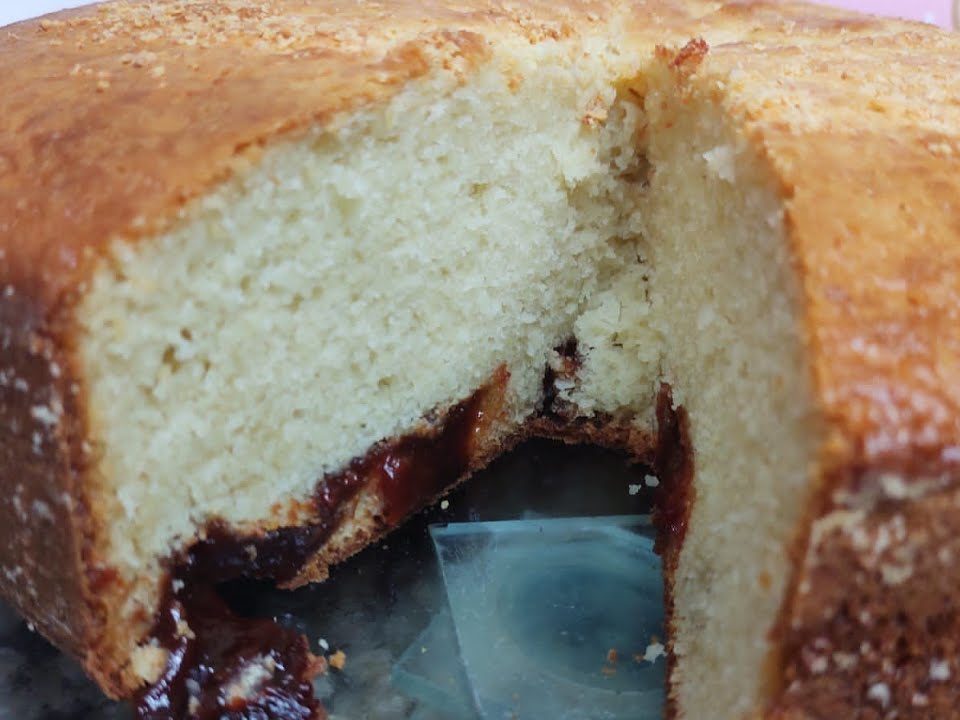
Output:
[1,2,958,32]
[816,0,955,27]
[4,2,959,30]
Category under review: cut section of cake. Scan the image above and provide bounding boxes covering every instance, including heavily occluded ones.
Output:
[2,1,960,718]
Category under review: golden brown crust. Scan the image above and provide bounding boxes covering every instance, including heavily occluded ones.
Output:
[671,4,960,717]
[695,3,960,477]
[773,484,960,719]
[0,291,98,663]
[4,0,960,715]
[1,1,473,309]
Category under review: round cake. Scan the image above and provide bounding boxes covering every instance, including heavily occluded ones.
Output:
[2,1,960,718]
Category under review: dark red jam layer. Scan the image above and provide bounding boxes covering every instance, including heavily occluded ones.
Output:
[650,384,694,720]
[540,338,581,419]
[368,370,504,526]
[652,383,694,570]
[133,375,504,720]
[135,584,323,720]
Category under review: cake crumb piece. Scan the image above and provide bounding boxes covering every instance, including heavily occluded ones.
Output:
[318,637,329,651]
[130,641,170,684]
[222,654,276,704]
[867,682,891,708]
[930,659,951,681]
[702,145,737,182]
[628,483,641,496]
[832,652,858,670]
[176,618,195,640]
[440,499,450,510]
[642,641,665,663]
[329,649,346,670]
[644,474,660,488]
[606,648,618,664]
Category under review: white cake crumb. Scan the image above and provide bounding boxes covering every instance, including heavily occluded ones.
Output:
[880,561,913,585]
[628,484,642,496]
[30,403,61,426]
[867,682,890,708]
[440,500,449,510]
[176,618,196,640]
[702,145,737,182]
[832,652,858,670]
[130,640,170,684]
[223,654,276,704]
[878,473,910,500]
[930,659,951,681]
[31,500,54,522]
[642,641,665,663]
[644,474,659,488]
[318,637,329,651]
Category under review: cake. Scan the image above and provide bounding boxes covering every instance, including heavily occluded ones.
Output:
[2,1,960,718]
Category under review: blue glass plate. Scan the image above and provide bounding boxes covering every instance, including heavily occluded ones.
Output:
[393,516,665,720]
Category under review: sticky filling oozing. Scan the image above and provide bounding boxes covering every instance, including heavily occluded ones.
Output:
[133,376,510,719]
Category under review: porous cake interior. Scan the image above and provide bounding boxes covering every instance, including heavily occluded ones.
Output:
[641,62,820,718]
[78,43,817,718]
